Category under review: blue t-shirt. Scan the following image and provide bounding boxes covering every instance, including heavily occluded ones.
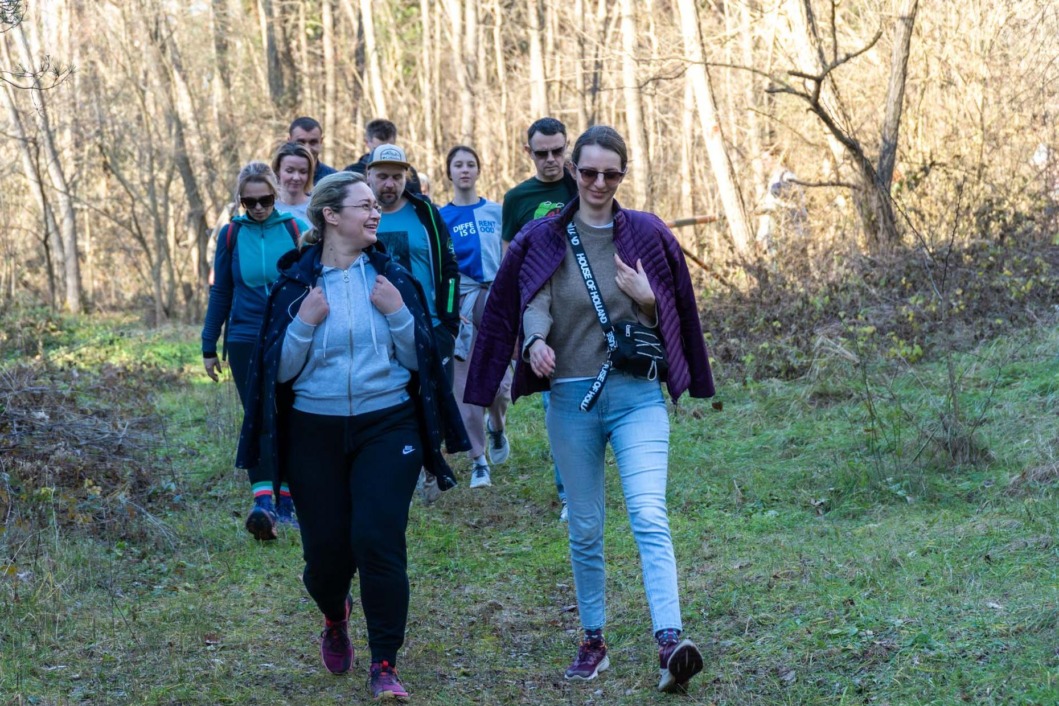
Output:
[377,201,438,325]
[439,198,503,283]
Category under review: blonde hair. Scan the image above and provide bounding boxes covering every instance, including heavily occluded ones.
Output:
[235,161,279,202]
[302,171,367,247]
[271,142,316,195]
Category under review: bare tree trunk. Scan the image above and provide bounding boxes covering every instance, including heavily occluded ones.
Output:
[210,0,241,180]
[878,0,919,189]
[298,3,313,110]
[257,0,286,110]
[527,0,547,116]
[147,11,211,305]
[12,21,82,311]
[420,0,437,177]
[0,68,62,306]
[491,0,511,185]
[464,0,478,143]
[619,0,649,208]
[574,0,589,129]
[675,0,754,259]
[679,78,695,222]
[740,0,764,193]
[444,0,475,142]
[360,0,387,116]
[322,0,336,167]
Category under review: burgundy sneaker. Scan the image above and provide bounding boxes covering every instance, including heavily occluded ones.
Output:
[320,595,353,675]
[564,639,610,681]
[657,638,703,692]
[369,660,409,702]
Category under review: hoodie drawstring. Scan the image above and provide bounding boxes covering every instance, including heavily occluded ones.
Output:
[356,257,381,355]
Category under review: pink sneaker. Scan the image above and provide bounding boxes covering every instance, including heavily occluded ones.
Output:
[369,660,409,702]
[657,638,703,692]
[564,639,610,681]
[320,595,353,674]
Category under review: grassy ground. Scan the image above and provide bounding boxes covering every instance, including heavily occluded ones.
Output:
[0,315,1056,705]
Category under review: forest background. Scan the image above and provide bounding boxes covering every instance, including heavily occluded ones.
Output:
[1,0,1056,328]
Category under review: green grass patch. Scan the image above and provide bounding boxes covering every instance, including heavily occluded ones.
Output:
[1,315,1056,704]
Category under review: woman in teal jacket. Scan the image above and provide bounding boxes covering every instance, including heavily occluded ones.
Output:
[201,160,309,540]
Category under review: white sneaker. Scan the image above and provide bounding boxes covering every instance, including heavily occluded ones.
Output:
[485,416,510,465]
[559,499,569,522]
[470,463,492,489]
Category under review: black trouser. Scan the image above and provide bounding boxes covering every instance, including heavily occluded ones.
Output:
[284,403,423,664]
[226,341,270,487]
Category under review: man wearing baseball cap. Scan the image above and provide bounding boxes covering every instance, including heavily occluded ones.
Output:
[367,144,459,378]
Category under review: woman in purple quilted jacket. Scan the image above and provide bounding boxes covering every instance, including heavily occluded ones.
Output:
[465,125,715,693]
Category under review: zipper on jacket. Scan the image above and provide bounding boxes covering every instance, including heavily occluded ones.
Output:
[344,267,355,416]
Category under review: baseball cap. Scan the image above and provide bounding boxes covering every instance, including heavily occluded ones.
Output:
[368,144,410,169]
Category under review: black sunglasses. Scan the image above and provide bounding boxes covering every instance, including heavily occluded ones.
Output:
[532,147,565,159]
[240,194,276,210]
[577,168,626,185]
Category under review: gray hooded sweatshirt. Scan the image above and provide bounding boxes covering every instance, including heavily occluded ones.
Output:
[278,253,418,416]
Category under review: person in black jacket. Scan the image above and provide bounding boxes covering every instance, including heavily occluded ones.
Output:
[236,171,469,701]
[365,144,459,380]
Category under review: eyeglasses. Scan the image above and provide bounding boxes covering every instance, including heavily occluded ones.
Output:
[532,146,566,159]
[240,194,276,210]
[333,201,380,213]
[577,168,626,185]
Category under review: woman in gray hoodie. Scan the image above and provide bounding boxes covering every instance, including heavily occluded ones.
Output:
[265,171,452,701]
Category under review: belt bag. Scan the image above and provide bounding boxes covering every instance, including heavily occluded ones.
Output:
[610,319,668,382]
[563,221,668,411]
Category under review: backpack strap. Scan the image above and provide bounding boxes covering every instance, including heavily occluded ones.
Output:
[225,221,241,251]
[283,217,300,244]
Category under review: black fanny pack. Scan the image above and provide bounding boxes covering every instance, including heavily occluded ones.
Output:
[564,221,668,411]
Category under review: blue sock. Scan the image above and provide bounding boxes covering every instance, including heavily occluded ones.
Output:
[655,628,681,646]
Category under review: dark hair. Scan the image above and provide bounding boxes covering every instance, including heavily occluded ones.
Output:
[571,125,628,171]
[288,116,322,135]
[365,119,397,142]
[270,142,316,195]
[304,172,367,246]
[445,145,482,180]
[526,117,566,143]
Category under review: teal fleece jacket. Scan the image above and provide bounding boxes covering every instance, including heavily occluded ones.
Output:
[201,210,309,355]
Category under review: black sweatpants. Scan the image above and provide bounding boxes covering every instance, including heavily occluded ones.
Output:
[284,402,423,665]
[226,341,270,487]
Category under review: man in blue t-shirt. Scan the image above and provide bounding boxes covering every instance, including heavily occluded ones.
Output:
[367,144,459,379]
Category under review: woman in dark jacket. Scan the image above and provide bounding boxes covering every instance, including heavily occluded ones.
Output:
[237,171,468,702]
[201,161,308,540]
[466,126,714,693]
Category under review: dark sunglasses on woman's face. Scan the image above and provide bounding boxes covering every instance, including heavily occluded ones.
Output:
[240,194,276,210]
[577,168,626,185]
[532,147,565,159]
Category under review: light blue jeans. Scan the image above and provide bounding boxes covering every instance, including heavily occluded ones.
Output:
[540,391,566,501]
[547,371,682,633]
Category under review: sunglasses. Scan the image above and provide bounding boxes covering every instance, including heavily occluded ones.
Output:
[240,194,276,210]
[532,147,565,159]
[577,168,626,185]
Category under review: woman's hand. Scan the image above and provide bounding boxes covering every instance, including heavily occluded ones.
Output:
[614,255,656,310]
[203,356,222,382]
[371,275,404,315]
[299,285,330,325]
[528,338,556,378]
